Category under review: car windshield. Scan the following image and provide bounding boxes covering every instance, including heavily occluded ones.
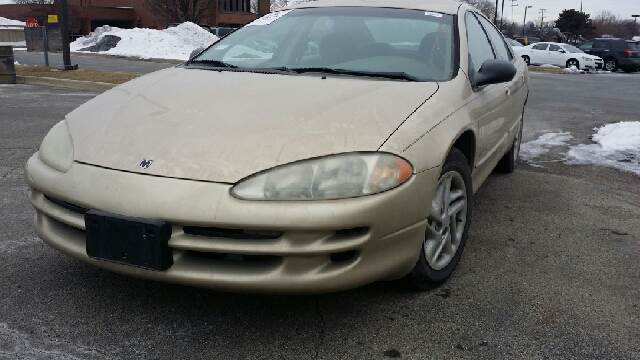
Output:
[563,45,584,53]
[190,7,455,82]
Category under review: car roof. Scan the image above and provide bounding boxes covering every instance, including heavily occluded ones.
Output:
[283,0,465,15]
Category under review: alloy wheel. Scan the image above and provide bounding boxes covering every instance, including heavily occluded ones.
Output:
[567,59,579,68]
[424,171,468,271]
[605,60,616,71]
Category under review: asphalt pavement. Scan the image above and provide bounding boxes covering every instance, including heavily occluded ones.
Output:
[0,72,638,359]
[14,50,175,74]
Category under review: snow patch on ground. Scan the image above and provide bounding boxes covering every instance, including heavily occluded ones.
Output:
[562,66,585,74]
[0,41,26,47]
[566,122,640,175]
[520,132,573,162]
[540,64,561,69]
[70,23,218,61]
[0,16,25,27]
[271,0,314,10]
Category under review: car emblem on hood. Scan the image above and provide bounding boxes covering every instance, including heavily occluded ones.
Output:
[139,159,154,169]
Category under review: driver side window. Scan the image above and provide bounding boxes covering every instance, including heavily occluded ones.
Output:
[549,44,561,52]
[532,43,548,51]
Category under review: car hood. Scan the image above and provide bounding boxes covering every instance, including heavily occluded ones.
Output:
[66,67,438,183]
[576,53,601,60]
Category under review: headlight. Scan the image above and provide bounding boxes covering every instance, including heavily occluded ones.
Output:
[582,56,592,61]
[231,153,413,201]
[38,120,74,173]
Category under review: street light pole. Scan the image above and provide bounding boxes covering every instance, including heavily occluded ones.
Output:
[523,6,533,37]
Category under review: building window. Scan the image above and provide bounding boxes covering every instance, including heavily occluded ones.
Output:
[220,0,251,12]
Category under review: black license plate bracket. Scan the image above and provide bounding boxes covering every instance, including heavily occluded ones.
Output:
[85,210,173,271]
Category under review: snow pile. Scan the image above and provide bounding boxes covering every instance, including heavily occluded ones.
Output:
[271,0,314,10]
[540,64,560,69]
[520,132,573,162]
[562,66,585,74]
[70,23,218,61]
[0,16,25,27]
[566,122,640,175]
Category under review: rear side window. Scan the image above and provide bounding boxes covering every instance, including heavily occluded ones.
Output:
[549,44,561,52]
[533,43,548,50]
[593,40,609,49]
[474,14,513,61]
[465,12,495,73]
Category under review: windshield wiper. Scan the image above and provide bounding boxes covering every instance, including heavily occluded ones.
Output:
[188,59,238,68]
[281,67,421,81]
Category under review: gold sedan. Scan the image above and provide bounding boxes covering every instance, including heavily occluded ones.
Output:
[26,0,528,293]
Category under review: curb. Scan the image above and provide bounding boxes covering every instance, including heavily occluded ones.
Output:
[16,76,116,92]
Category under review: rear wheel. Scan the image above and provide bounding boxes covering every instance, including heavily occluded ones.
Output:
[522,55,530,66]
[405,149,472,290]
[496,119,523,174]
[566,59,580,69]
[604,58,617,72]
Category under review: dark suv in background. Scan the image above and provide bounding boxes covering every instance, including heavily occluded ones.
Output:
[580,38,640,72]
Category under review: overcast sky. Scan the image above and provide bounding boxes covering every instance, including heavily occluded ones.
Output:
[1,0,638,23]
[494,0,638,23]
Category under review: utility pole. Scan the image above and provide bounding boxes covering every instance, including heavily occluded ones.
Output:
[58,0,76,70]
[495,0,499,24]
[523,5,533,36]
[500,0,505,29]
[539,8,547,29]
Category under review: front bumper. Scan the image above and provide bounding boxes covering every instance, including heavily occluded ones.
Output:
[26,154,439,294]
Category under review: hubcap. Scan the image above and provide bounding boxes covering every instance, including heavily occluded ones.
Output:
[568,60,578,67]
[424,171,468,271]
[606,61,616,71]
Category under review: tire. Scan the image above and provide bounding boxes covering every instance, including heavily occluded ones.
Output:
[566,59,580,69]
[404,149,473,291]
[522,55,530,66]
[604,58,617,72]
[496,119,523,174]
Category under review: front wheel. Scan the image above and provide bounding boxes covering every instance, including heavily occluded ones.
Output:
[522,55,530,66]
[566,59,580,69]
[404,149,472,290]
[604,58,617,72]
[496,119,523,174]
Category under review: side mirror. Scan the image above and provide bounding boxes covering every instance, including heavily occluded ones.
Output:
[559,49,566,53]
[474,60,517,88]
[189,47,205,60]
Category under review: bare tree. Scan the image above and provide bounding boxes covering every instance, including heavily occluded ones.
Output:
[592,10,639,38]
[146,0,212,24]
[463,0,496,21]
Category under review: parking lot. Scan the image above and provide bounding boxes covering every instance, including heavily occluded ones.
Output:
[1,72,639,359]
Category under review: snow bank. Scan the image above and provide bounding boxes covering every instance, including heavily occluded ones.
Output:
[562,66,585,74]
[70,22,218,61]
[271,0,314,10]
[566,122,640,175]
[520,132,573,162]
[0,16,25,27]
[540,64,560,69]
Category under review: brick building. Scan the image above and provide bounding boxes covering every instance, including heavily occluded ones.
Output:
[0,0,271,35]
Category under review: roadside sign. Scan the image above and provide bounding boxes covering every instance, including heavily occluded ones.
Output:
[47,15,59,24]
[25,17,39,28]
